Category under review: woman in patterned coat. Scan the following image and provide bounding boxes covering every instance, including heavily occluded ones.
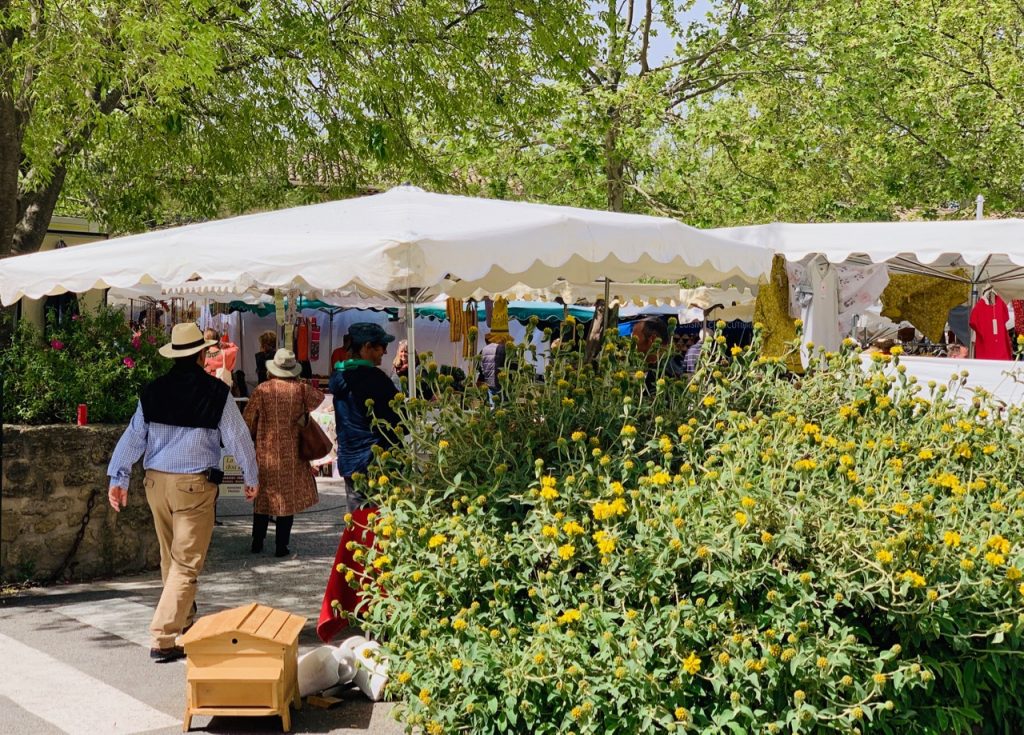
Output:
[243,349,325,557]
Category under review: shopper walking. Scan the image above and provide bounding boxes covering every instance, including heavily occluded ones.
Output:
[107,323,258,663]
[330,322,402,512]
[243,349,325,557]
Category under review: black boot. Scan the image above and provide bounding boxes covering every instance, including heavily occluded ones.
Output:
[251,513,269,553]
[274,515,294,557]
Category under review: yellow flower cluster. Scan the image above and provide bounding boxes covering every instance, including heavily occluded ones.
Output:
[593,530,616,555]
[557,608,582,625]
[682,652,701,675]
[539,476,559,500]
[649,471,672,486]
[900,570,927,588]
[592,497,628,521]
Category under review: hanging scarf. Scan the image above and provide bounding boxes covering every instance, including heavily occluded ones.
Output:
[463,300,478,358]
[446,297,463,342]
[336,358,375,371]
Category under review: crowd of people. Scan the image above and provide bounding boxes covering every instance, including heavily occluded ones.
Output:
[104,312,698,663]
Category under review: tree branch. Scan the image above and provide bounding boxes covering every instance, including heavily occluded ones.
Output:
[444,3,486,32]
[639,0,652,75]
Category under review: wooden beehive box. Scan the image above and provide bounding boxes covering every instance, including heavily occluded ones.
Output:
[180,603,307,732]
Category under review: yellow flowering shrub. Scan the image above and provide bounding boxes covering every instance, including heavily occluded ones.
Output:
[349,322,1024,734]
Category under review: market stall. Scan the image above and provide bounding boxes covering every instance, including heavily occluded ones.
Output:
[713,217,1024,396]
[1,185,773,397]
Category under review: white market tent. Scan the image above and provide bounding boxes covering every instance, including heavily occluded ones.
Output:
[1,186,772,397]
[712,218,1024,403]
[712,219,1024,297]
[2,186,769,304]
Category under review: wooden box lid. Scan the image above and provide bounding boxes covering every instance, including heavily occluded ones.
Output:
[181,603,306,646]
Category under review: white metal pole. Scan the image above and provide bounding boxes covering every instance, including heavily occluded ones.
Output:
[405,291,417,400]
[968,194,985,358]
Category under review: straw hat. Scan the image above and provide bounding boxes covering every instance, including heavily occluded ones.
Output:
[158,323,217,358]
[267,348,302,378]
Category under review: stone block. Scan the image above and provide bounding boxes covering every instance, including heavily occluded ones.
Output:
[32,517,60,536]
[2,423,159,583]
[3,459,31,487]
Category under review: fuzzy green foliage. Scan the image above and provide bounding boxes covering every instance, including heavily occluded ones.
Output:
[342,323,1024,734]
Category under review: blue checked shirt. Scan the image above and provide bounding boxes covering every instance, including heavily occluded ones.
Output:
[107,398,258,489]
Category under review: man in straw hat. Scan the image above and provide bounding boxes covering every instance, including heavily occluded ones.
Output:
[107,323,259,663]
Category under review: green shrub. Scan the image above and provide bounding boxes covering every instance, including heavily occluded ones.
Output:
[343,322,1024,735]
[1,306,168,424]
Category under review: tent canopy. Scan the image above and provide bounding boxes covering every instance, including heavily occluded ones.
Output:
[0,186,771,306]
[445,280,756,308]
[712,220,1024,290]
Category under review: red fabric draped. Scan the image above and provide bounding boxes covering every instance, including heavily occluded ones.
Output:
[317,508,377,643]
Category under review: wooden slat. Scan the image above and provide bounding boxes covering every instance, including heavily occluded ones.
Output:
[257,608,291,641]
[187,707,279,716]
[275,616,307,645]
[237,605,274,636]
[188,661,283,683]
[205,603,259,638]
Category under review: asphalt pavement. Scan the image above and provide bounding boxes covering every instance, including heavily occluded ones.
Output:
[0,479,404,735]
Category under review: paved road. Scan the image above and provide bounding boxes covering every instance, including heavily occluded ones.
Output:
[0,480,404,735]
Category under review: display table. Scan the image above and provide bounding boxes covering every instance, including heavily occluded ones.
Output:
[861,354,1024,406]
[317,507,377,643]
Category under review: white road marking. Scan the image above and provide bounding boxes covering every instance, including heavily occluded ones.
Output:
[0,633,180,733]
[59,598,156,650]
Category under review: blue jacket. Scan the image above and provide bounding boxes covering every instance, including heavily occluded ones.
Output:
[329,363,401,477]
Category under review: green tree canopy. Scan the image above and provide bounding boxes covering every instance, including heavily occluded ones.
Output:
[0,0,594,254]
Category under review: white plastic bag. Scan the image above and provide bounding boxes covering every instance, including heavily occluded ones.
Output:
[332,642,357,685]
[298,646,342,696]
[338,635,389,701]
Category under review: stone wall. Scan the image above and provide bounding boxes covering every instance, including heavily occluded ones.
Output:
[1,424,159,583]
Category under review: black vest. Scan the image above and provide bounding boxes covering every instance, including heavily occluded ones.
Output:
[140,361,230,429]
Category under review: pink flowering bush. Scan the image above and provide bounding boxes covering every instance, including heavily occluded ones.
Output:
[1,306,167,423]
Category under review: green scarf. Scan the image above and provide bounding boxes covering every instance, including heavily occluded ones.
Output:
[336,358,375,371]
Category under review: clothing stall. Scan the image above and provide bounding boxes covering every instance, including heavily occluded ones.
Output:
[713,216,1024,399]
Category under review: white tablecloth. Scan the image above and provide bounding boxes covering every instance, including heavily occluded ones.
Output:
[861,354,1024,406]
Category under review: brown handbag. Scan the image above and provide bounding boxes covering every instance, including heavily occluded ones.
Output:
[298,412,332,461]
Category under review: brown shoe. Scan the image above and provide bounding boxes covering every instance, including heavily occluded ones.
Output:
[150,645,186,663]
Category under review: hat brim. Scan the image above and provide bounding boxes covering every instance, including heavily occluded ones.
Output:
[267,361,302,378]
[158,338,217,359]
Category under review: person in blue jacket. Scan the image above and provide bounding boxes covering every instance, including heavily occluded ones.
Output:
[329,322,402,512]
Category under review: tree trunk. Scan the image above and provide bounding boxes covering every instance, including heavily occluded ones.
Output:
[0,84,19,257]
[604,116,625,213]
[13,167,67,256]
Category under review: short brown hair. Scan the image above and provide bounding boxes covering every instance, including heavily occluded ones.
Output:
[259,330,277,352]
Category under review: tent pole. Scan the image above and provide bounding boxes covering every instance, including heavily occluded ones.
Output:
[328,310,334,371]
[968,194,985,359]
[603,278,611,324]
[406,290,417,400]
[238,311,244,375]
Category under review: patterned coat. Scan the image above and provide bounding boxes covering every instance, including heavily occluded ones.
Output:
[243,378,325,516]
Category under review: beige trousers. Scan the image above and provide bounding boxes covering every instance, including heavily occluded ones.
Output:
[144,469,216,649]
